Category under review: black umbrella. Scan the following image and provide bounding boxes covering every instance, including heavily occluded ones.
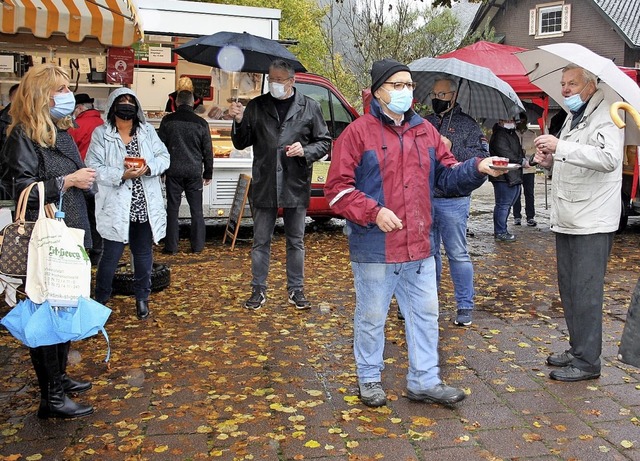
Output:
[174,31,306,74]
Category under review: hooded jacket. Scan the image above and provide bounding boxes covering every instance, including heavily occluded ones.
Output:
[231,89,331,208]
[85,88,170,244]
[324,98,487,263]
[549,89,624,235]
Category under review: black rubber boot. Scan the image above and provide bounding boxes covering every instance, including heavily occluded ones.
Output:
[29,345,94,419]
[57,342,92,394]
[136,299,149,320]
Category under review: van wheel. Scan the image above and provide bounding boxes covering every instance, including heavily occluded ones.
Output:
[111,262,171,295]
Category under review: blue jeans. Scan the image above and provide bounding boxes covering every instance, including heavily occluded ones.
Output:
[251,206,306,292]
[94,221,154,303]
[165,176,206,253]
[351,258,441,392]
[432,196,474,310]
[492,181,520,235]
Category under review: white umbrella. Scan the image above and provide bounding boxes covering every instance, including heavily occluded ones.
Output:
[515,43,640,144]
[408,57,525,120]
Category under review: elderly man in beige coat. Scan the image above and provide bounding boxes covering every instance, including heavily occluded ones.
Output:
[533,63,624,382]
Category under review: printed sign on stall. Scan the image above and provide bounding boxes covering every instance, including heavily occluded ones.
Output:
[106,48,134,85]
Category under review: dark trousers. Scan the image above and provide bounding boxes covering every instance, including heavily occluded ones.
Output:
[251,206,306,292]
[555,232,614,373]
[513,173,535,220]
[164,176,206,253]
[94,221,154,303]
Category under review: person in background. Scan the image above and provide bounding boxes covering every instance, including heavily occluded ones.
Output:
[165,76,204,114]
[489,118,526,242]
[513,114,537,227]
[86,88,170,320]
[533,64,623,382]
[68,94,104,161]
[324,58,505,408]
[0,83,19,152]
[69,93,105,264]
[425,74,489,327]
[0,63,96,419]
[228,59,331,311]
[159,90,213,254]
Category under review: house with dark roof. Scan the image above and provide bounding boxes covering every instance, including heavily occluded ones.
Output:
[467,0,640,67]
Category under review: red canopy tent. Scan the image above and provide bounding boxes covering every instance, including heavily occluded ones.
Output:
[438,41,549,129]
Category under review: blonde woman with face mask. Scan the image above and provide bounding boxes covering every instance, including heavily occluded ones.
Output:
[0,63,97,419]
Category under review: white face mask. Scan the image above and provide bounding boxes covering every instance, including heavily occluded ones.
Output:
[269,82,287,99]
[503,122,516,130]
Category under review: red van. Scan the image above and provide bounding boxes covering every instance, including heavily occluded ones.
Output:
[290,73,360,221]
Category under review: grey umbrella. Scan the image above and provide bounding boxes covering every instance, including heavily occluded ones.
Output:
[409,57,525,120]
[174,31,306,74]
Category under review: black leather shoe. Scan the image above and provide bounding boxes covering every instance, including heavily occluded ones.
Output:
[549,365,600,382]
[136,299,150,320]
[61,374,92,394]
[406,383,466,405]
[547,351,574,367]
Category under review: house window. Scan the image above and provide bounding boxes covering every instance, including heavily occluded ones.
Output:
[539,5,562,35]
[529,3,571,38]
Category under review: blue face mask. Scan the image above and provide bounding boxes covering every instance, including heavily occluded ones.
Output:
[563,93,585,112]
[385,88,413,114]
[50,92,76,119]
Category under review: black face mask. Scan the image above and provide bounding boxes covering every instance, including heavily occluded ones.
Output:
[431,98,451,115]
[114,103,137,120]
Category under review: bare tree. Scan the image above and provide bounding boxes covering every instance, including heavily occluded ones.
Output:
[320,0,462,106]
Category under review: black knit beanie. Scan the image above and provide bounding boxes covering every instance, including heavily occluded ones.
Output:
[371,58,411,93]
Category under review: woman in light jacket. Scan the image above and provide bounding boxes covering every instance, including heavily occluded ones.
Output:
[86,88,169,320]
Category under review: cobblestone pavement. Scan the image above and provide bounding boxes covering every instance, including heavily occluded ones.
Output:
[1,175,639,461]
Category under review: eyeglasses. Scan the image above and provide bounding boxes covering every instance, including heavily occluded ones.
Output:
[428,91,455,99]
[269,76,292,84]
[384,81,417,91]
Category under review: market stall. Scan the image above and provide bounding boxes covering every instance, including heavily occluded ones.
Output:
[0,0,144,107]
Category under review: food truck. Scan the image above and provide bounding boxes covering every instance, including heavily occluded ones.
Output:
[134,0,359,220]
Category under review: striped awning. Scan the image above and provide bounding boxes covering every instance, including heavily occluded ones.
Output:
[0,0,144,47]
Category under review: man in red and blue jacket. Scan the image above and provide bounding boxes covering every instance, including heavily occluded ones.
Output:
[324,58,504,408]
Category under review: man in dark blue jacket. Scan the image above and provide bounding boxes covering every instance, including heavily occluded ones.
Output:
[159,90,213,254]
[425,75,489,327]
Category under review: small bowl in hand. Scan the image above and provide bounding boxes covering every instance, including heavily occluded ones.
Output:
[124,157,146,169]
[492,157,509,167]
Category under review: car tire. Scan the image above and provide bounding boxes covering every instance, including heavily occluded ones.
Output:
[111,262,171,296]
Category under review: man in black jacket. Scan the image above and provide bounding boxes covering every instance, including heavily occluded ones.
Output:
[158,91,213,254]
[228,59,331,311]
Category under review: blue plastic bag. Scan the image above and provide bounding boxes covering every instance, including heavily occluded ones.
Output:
[1,297,111,361]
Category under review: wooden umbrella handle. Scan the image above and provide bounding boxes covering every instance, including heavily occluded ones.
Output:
[610,101,640,129]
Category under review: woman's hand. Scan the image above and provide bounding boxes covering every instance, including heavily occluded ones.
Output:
[65,168,96,191]
[122,165,149,181]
